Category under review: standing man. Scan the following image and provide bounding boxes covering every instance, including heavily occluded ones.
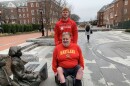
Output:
[54,7,78,45]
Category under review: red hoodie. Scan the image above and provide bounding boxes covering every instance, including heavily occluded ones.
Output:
[52,43,84,73]
[54,18,78,45]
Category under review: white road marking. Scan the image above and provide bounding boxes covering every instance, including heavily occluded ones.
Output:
[107,82,114,86]
[85,60,96,63]
[122,73,130,85]
[100,64,116,69]
[98,78,106,85]
[97,49,102,54]
[106,57,130,66]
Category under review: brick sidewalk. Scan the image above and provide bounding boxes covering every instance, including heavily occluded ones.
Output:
[0,31,53,51]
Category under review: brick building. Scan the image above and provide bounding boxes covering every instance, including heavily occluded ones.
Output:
[97,0,130,29]
[0,0,62,24]
[97,5,107,27]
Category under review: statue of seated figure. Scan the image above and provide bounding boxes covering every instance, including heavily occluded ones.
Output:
[0,61,19,86]
[8,46,41,86]
[0,61,9,86]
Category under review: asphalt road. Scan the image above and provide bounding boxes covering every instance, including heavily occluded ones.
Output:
[78,29,130,86]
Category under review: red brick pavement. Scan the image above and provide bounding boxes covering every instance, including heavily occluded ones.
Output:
[0,32,42,51]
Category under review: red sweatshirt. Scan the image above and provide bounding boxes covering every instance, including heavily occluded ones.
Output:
[52,43,84,73]
[54,18,78,45]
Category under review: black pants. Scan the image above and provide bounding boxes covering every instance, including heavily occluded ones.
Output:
[87,35,90,41]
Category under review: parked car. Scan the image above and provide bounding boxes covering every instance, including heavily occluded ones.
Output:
[0,27,3,33]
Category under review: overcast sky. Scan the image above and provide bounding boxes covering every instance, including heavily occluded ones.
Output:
[0,0,114,22]
[66,0,114,22]
[0,0,13,1]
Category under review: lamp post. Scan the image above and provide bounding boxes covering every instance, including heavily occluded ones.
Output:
[0,11,3,34]
[0,11,1,23]
[39,9,44,36]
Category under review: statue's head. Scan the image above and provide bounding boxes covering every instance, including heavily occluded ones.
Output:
[8,46,22,57]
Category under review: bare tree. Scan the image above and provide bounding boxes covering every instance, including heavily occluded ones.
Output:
[44,0,67,37]
[70,14,80,22]
[56,0,67,19]
[44,0,51,37]
[1,8,12,23]
[1,6,18,24]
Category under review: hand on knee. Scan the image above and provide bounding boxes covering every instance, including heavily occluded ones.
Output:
[57,67,65,83]
[76,67,83,80]
[57,67,63,73]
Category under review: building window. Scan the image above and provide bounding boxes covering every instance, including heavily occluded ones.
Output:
[19,14,22,18]
[110,12,113,18]
[43,9,45,14]
[24,20,26,24]
[117,3,118,7]
[5,16,9,19]
[27,14,29,17]
[50,10,52,14]
[32,18,35,23]
[124,9,127,14]
[124,0,128,5]
[11,15,14,19]
[26,8,28,12]
[31,3,34,7]
[18,9,21,12]
[11,9,13,12]
[22,8,25,12]
[31,10,34,15]
[37,10,39,14]
[23,14,26,18]
[36,3,39,7]
[20,20,22,24]
[28,19,29,23]
[115,11,117,16]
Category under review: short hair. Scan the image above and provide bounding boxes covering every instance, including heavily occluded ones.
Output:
[62,32,71,37]
[62,7,70,12]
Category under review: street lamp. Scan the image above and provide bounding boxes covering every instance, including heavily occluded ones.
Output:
[0,11,3,34]
[0,11,1,22]
[39,9,44,36]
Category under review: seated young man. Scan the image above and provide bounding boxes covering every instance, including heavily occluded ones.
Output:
[52,32,84,86]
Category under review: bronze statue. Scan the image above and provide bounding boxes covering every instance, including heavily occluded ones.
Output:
[0,61,19,86]
[8,46,41,86]
[0,61,9,86]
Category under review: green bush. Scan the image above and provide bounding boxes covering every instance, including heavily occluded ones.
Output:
[32,24,40,31]
[11,24,16,34]
[125,29,130,32]
[1,24,40,34]
[115,20,130,29]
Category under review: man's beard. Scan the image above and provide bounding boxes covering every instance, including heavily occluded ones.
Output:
[62,16,68,19]
[63,42,69,47]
